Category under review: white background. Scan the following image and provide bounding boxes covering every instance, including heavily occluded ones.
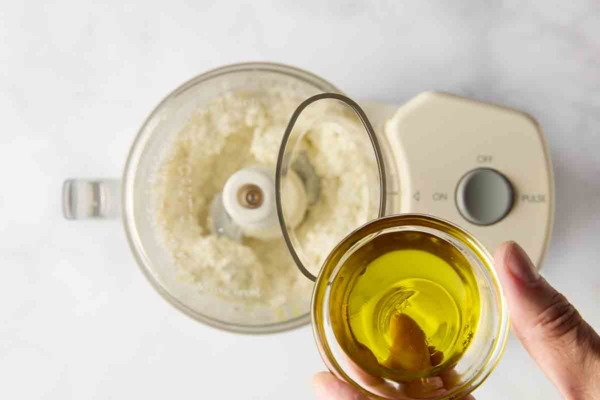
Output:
[1,1,599,399]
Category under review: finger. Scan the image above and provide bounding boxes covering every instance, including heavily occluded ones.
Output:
[313,369,477,400]
[312,372,369,400]
[404,375,476,399]
[494,241,600,399]
[404,377,445,397]
[438,369,476,399]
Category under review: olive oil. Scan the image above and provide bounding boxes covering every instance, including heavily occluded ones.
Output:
[329,230,480,382]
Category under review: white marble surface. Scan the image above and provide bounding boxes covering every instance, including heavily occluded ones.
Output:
[1,1,599,399]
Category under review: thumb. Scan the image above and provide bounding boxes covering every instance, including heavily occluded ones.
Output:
[312,372,369,400]
[494,242,600,399]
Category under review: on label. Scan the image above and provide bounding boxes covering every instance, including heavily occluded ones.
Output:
[433,192,448,201]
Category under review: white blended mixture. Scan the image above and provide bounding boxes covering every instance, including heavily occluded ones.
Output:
[152,86,377,322]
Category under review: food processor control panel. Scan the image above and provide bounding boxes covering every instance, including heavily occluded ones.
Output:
[362,92,554,268]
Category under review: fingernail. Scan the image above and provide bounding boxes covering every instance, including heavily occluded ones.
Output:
[506,241,539,283]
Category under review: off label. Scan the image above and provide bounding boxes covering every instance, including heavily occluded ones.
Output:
[521,194,546,203]
[477,154,493,164]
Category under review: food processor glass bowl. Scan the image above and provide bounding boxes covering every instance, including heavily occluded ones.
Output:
[122,63,341,333]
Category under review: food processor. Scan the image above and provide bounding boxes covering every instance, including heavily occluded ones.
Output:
[62,62,554,337]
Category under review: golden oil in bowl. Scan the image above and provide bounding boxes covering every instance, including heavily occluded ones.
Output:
[329,229,481,382]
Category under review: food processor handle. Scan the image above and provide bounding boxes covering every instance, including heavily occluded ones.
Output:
[62,179,121,220]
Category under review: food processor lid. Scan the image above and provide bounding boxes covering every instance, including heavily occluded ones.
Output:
[275,93,388,281]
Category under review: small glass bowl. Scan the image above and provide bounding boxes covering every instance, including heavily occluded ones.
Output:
[311,214,509,400]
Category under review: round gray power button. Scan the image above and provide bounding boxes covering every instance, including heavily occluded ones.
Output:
[456,168,514,225]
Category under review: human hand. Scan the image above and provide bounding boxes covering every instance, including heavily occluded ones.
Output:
[492,241,600,399]
[312,241,600,399]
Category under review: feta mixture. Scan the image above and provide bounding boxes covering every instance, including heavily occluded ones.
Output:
[153,87,377,320]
